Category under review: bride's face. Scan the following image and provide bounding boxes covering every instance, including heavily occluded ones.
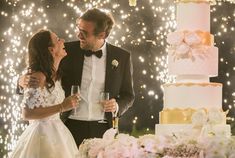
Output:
[49,32,67,60]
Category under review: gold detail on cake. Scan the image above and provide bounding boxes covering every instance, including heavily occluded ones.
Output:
[160,108,197,124]
[194,30,213,46]
[160,108,226,124]
[164,82,222,88]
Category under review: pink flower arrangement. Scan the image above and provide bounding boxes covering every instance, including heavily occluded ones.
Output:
[78,128,235,158]
[167,31,210,61]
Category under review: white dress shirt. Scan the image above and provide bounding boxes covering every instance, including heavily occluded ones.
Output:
[69,43,107,121]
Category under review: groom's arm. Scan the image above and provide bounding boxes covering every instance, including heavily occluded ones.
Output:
[16,79,24,95]
[116,52,135,117]
[16,73,40,94]
[16,80,24,94]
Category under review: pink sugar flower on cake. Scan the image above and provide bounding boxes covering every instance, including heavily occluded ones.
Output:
[167,31,184,45]
[184,31,202,46]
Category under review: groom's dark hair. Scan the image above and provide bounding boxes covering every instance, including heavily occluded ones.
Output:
[78,8,115,38]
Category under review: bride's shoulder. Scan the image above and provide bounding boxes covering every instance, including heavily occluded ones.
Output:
[31,72,46,88]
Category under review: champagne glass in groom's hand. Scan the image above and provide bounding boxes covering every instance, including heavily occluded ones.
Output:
[98,92,109,123]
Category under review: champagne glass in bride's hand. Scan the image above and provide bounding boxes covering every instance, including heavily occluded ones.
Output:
[71,85,80,115]
[98,92,109,123]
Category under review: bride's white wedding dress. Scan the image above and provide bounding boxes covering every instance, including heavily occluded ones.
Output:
[10,81,79,158]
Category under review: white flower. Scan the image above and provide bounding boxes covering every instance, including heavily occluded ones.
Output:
[87,138,105,158]
[103,128,118,140]
[79,138,103,158]
[138,134,160,153]
[111,59,119,68]
[175,43,190,56]
[199,136,229,158]
[184,32,202,46]
[167,31,209,61]
[207,109,225,125]
[229,153,235,158]
[192,109,207,127]
[103,134,138,158]
[103,142,130,158]
[78,126,235,158]
[116,133,137,147]
[129,0,137,6]
[167,31,184,45]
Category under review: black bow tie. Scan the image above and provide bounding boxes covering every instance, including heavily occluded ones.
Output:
[84,50,103,58]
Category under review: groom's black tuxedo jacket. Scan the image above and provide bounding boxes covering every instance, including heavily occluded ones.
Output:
[59,41,135,128]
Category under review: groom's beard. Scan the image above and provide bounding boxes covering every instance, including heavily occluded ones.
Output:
[79,40,94,51]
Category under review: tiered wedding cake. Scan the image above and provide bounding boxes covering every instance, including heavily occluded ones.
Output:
[155,0,231,137]
[77,1,235,157]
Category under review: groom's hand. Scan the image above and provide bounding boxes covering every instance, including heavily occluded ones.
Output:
[19,74,40,88]
[102,98,118,113]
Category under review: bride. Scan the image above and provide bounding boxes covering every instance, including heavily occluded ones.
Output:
[11,30,79,158]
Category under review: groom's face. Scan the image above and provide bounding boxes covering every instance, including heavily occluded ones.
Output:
[76,19,99,51]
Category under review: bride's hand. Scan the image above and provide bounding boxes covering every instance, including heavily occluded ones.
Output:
[60,94,80,111]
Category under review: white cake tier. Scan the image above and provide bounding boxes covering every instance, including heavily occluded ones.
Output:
[164,82,222,109]
[177,2,210,31]
[176,75,209,83]
[168,46,218,76]
[155,124,231,138]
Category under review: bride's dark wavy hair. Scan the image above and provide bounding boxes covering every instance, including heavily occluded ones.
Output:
[27,29,59,91]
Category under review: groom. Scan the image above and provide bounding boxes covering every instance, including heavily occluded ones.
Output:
[19,8,135,146]
[60,8,135,146]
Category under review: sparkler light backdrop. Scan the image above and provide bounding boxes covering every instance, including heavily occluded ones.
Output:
[0,0,235,157]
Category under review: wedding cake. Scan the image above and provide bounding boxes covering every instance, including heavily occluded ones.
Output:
[155,0,231,137]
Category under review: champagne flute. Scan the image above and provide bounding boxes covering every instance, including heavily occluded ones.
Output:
[98,92,109,123]
[71,85,80,115]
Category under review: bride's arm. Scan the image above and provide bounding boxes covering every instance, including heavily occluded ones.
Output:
[21,72,79,120]
[22,104,62,120]
[22,96,78,120]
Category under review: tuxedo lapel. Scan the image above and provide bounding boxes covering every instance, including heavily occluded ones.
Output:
[105,43,114,93]
[104,43,115,127]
